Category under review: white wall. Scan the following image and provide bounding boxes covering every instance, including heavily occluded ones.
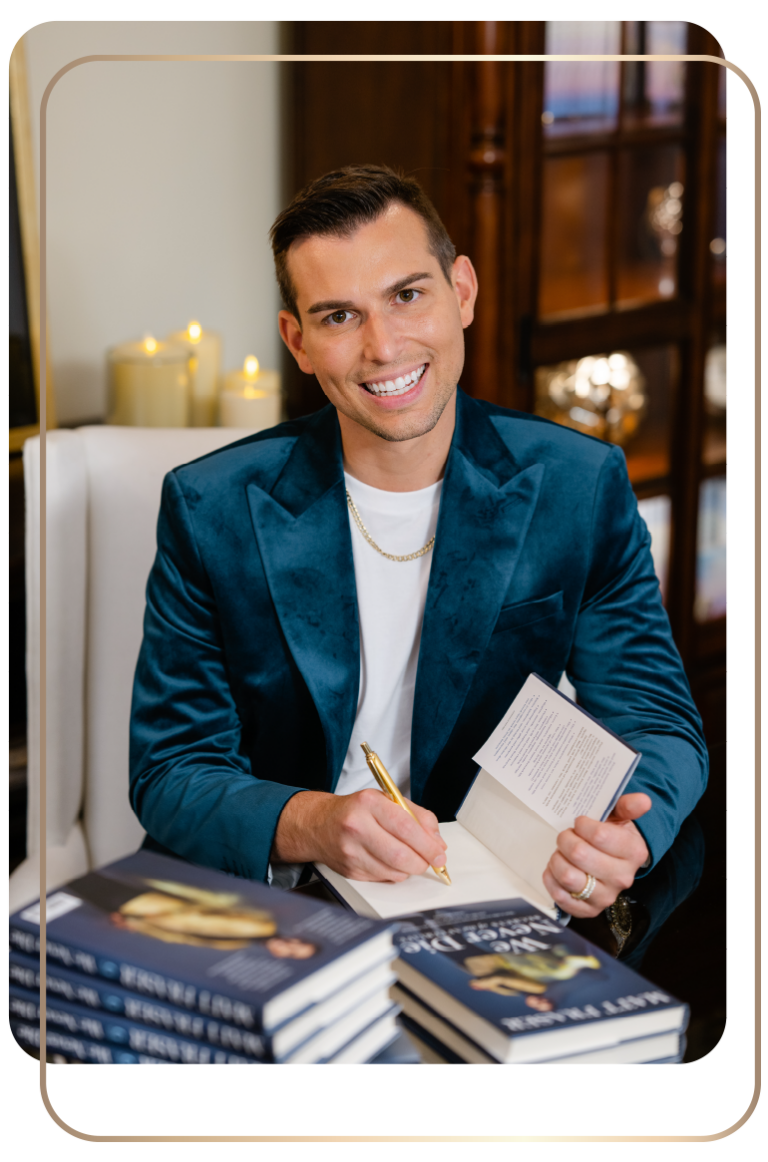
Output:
[23,22,283,424]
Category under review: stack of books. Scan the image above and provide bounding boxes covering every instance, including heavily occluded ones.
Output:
[390,900,688,1064]
[311,676,690,1064]
[9,851,398,1065]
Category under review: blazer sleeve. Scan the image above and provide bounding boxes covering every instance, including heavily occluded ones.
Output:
[129,471,306,882]
[566,445,709,872]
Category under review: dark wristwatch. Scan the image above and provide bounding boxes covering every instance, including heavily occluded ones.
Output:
[605,894,634,957]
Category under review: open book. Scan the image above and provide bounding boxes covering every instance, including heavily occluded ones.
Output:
[315,673,641,920]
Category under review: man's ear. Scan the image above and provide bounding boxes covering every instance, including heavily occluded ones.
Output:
[451,255,479,329]
[278,310,315,375]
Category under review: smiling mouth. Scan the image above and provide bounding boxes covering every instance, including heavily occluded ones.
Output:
[360,363,427,397]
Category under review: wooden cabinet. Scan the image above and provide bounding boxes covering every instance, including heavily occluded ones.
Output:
[285,21,726,730]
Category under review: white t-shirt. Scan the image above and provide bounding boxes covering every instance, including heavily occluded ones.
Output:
[267,472,442,888]
[336,471,443,799]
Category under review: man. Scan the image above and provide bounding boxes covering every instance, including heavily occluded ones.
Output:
[130,165,708,919]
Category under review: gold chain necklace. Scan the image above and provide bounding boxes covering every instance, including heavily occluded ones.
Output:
[345,489,435,562]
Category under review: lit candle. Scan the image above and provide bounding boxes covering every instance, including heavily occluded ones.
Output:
[107,336,191,427]
[219,356,282,429]
[166,320,222,427]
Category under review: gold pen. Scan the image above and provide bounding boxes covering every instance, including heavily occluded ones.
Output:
[361,742,451,886]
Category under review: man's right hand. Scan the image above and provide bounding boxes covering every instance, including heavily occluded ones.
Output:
[271,788,447,882]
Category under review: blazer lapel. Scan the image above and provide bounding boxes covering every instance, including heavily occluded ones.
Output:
[410,393,546,801]
[246,407,359,790]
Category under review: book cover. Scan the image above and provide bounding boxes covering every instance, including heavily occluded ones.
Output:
[395,1013,683,1064]
[11,1019,169,1064]
[9,948,395,1062]
[11,1012,403,1067]
[393,899,688,1063]
[9,851,393,1033]
[394,985,686,1065]
[9,952,270,1059]
[9,986,256,1064]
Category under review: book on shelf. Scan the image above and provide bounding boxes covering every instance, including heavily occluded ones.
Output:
[391,899,688,1064]
[8,851,395,1062]
[315,673,641,919]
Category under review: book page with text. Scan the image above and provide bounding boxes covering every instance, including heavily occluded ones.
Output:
[473,674,640,831]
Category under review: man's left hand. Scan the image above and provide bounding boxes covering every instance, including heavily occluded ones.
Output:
[542,792,652,918]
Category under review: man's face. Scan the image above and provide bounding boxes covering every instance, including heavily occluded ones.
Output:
[279,203,477,443]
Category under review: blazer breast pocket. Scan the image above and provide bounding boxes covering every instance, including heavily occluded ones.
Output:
[492,590,564,635]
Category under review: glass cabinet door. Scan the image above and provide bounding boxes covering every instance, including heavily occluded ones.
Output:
[529,21,725,647]
[616,146,685,306]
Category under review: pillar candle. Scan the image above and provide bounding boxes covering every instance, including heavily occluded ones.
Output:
[219,356,282,429]
[107,337,191,427]
[166,321,222,427]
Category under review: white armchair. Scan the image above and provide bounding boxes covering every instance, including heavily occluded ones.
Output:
[11,426,248,911]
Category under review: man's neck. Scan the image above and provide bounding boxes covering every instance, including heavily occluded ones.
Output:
[338,392,456,492]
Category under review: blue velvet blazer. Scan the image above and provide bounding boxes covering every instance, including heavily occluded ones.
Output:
[129,389,708,883]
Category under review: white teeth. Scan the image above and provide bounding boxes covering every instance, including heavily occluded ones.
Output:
[365,364,426,396]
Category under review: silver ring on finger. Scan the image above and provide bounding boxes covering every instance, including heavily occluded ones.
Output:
[570,872,597,901]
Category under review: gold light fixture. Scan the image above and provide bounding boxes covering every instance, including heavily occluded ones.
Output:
[535,351,647,445]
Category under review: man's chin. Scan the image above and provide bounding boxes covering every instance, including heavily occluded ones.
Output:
[343,388,457,444]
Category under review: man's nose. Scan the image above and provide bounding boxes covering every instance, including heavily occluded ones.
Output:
[359,310,401,366]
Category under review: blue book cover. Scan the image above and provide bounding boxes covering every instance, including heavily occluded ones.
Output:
[9,951,270,1060]
[393,899,688,1063]
[9,986,256,1064]
[9,851,393,1033]
[10,1019,168,1064]
[395,1013,683,1064]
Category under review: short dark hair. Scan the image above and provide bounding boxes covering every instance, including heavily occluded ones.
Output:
[269,164,457,320]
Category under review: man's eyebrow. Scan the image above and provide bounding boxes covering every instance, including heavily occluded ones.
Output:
[384,271,433,298]
[305,272,433,316]
[306,297,355,315]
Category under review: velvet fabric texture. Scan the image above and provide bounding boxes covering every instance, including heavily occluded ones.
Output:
[129,390,708,883]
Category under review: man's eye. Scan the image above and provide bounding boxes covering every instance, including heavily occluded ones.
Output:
[396,288,420,303]
[324,310,353,326]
